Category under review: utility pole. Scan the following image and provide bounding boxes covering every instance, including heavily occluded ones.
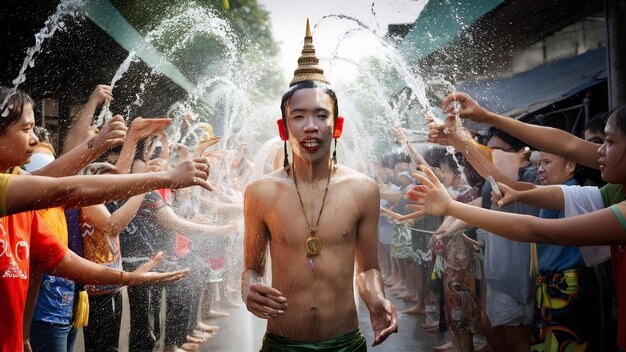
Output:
[605,0,626,108]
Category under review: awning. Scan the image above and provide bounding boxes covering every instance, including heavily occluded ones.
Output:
[397,0,503,64]
[456,48,607,117]
[83,0,196,93]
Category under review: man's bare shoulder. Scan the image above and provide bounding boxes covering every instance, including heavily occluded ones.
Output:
[244,168,290,198]
[334,165,379,194]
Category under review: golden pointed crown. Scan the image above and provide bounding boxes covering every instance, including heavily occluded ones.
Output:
[289,19,330,87]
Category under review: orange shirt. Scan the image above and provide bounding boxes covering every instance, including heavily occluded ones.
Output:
[0,175,68,352]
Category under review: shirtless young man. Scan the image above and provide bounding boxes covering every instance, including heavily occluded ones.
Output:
[241,20,397,351]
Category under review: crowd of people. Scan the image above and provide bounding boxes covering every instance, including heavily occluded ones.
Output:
[3,18,625,352]
[376,91,624,352]
[0,83,251,352]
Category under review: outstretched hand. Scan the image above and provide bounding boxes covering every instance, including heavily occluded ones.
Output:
[426,110,471,147]
[89,115,127,152]
[129,117,172,140]
[243,282,288,319]
[441,92,490,123]
[168,157,213,191]
[370,298,398,346]
[405,165,454,217]
[133,251,165,273]
[196,136,222,156]
[124,267,189,286]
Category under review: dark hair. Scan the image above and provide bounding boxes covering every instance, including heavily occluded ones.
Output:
[436,154,461,176]
[486,127,527,152]
[0,87,34,135]
[457,153,484,188]
[609,104,626,137]
[583,111,609,135]
[280,80,339,126]
[96,145,123,163]
[423,147,447,167]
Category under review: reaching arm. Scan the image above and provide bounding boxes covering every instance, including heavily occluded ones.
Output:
[408,165,626,245]
[51,250,188,286]
[392,126,429,166]
[115,118,172,174]
[380,206,420,222]
[62,85,112,154]
[81,194,145,238]
[442,92,601,169]
[155,205,235,237]
[33,115,127,177]
[4,158,211,216]
[494,183,565,210]
[428,119,534,191]
[355,179,398,346]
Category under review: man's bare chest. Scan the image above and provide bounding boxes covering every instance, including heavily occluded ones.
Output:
[264,189,360,248]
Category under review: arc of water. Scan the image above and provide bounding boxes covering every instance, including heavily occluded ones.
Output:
[83,0,196,94]
[317,14,431,110]
[2,0,85,116]
[95,52,137,125]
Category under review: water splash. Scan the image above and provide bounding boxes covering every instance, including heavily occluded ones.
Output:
[96,52,137,125]
[2,0,84,112]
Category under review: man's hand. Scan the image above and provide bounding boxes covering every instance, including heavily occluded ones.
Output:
[129,117,172,141]
[441,92,490,123]
[369,298,398,346]
[243,282,288,319]
[87,84,112,108]
[168,157,212,191]
[88,115,127,152]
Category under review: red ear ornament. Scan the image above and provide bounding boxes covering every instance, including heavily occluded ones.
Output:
[277,119,288,141]
[333,116,344,139]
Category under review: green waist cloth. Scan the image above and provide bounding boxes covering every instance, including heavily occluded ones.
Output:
[260,329,367,352]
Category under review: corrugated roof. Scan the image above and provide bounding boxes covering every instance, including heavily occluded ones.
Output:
[457,48,607,117]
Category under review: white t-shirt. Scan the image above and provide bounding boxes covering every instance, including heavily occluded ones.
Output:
[560,184,611,266]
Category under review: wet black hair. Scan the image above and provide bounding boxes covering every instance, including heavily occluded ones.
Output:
[486,127,528,152]
[0,87,34,135]
[280,80,339,126]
